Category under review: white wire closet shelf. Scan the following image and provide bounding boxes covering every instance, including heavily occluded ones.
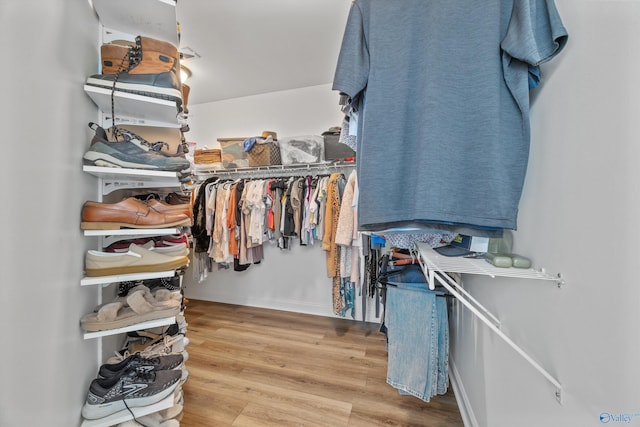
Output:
[414,242,564,289]
[193,160,356,181]
[412,242,564,403]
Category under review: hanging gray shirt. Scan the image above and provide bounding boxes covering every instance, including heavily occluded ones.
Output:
[333,0,568,232]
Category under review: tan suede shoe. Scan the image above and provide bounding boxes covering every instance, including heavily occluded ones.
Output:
[84,243,189,277]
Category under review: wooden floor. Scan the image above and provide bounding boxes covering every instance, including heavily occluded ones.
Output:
[180,299,463,427]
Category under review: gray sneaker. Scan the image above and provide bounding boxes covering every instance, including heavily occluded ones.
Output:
[98,353,184,379]
[83,122,191,174]
[82,369,181,420]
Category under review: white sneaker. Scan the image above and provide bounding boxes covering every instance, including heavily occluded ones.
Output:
[142,240,190,258]
[85,243,189,277]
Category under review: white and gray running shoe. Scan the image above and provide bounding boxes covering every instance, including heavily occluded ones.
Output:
[82,368,181,420]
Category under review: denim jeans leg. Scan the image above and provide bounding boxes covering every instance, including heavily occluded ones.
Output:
[385,281,438,402]
[436,295,450,394]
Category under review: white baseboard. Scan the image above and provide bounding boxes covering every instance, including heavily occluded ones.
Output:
[210,293,335,317]
[450,358,479,427]
[185,291,381,323]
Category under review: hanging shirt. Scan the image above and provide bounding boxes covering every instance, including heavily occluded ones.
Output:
[309,178,321,239]
[315,176,329,241]
[270,180,285,245]
[226,182,240,257]
[290,178,304,239]
[301,177,315,246]
[238,182,253,265]
[282,178,297,239]
[211,182,231,263]
[333,0,568,232]
[264,179,275,241]
[247,180,266,245]
[205,182,217,238]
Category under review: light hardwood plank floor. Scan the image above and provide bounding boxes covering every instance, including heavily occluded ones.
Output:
[181,299,464,427]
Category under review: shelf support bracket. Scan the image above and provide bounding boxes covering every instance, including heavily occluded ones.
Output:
[414,244,563,404]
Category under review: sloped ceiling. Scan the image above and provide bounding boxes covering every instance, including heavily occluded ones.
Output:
[176,0,352,105]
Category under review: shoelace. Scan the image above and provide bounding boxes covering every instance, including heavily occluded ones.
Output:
[110,44,140,142]
[144,334,184,355]
[119,128,171,153]
[106,40,188,162]
[114,334,184,362]
[127,354,161,369]
[122,399,152,427]
[121,369,156,427]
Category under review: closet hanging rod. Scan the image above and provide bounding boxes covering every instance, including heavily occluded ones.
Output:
[412,243,563,404]
[193,161,356,181]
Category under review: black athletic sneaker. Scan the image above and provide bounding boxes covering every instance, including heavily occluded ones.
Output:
[97,353,184,379]
[81,369,181,420]
[118,275,181,297]
[117,280,145,297]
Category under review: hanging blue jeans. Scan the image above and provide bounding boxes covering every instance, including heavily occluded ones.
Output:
[384,264,449,402]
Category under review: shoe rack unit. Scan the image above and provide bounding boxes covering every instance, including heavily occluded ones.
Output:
[85,0,184,129]
[81,1,188,426]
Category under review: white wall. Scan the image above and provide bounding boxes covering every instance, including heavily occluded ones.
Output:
[450,1,640,426]
[0,1,100,426]
[185,83,344,147]
[183,85,380,320]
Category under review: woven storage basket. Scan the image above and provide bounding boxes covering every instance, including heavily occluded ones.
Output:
[247,140,281,167]
[193,148,222,164]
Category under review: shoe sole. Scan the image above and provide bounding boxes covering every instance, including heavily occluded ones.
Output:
[81,379,179,420]
[84,256,189,277]
[85,76,182,105]
[83,153,186,172]
[179,368,189,385]
[85,154,159,170]
[81,218,192,230]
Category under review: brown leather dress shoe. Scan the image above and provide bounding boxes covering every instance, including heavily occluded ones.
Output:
[165,192,191,205]
[145,198,193,223]
[81,197,191,230]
